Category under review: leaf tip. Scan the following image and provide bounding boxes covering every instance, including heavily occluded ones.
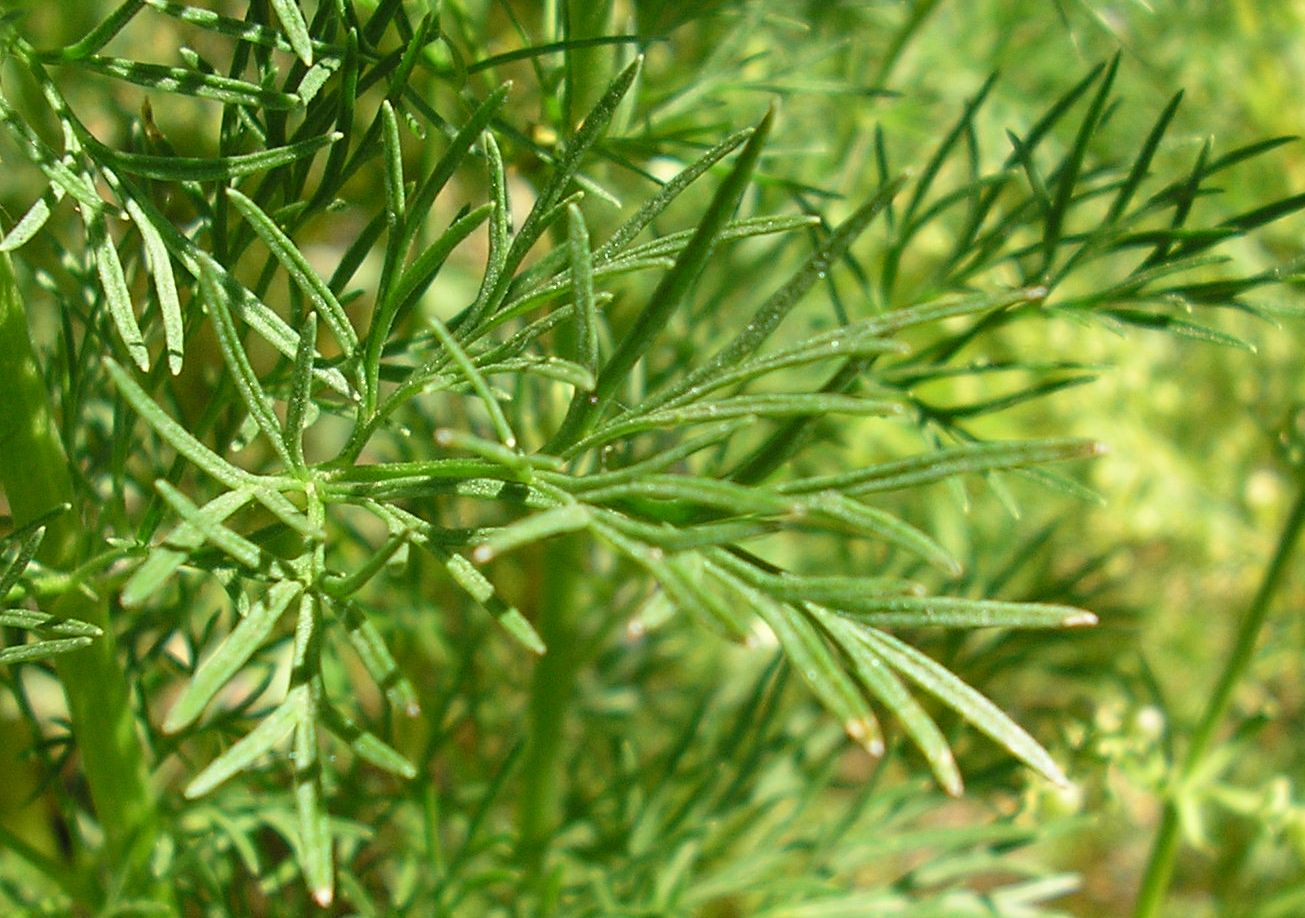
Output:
[312,887,334,908]
[846,718,884,757]
[1062,610,1098,628]
[472,544,494,565]
[128,343,151,372]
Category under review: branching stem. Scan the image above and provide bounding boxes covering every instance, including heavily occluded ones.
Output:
[1135,476,1305,917]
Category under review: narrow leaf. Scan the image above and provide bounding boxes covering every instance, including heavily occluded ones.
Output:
[100,132,339,182]
[798,492,961,576]
[81,56,301,109]
[154,480,262,569]
[858,627,1070,786]
[380,101,405,223]
[105,358,258,490]
[429,314,517,448]
[579,106,774,430]
[321,706,417,779]
[202,262,294,466]
[472,504,591,564]
[185,690,305,798]
[778,437,1105,497]
[834,595,1097,629]
[122,489,254,606]
[269,0,313,64]
[86,210,149,370]
[284,313,317,469]
[0,636,94,664]
[0,609,101,638]
[746,588,884,755]
[293,712,333,906]
[164,579,302,733]
[226,188,357,354]
[125,199,184,374]
[566,204,599,373]
[814,608,962,795]
[341,602,419,716]
[0,190,55,252]
[595,127,755,261]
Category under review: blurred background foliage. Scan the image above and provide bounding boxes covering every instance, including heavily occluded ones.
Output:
[0,0,1302,914]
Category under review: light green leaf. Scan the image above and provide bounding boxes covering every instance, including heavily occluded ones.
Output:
[619,214,819,264]
[122,489,254,607]
[742,583,884,755]
[595,127,755,261]
[797,492,961,576]
[833,595,1097,629]
[104,358,258,490]
[364,203,491,407]
[439,549,546,654]
[269,0,313,65]
[813,606,963,795]
[472,504,591,564]
[201,262,294,466]
[0,189,56,252]
[185,689,306,798]
[154,480,262,570]
[0,609,100,638]
[427,313,517,449]
[341,601,419,716]
[551,104,774,451]
[857,626,1070,787]
[778,437,1105,497]
[380,101,405,226]
[100,131,339,182]
[322,706,417,779]
[284,313,317,470]
[591,519,753,642]
[81,56,302,109]
[572,393,902,456]
[293,714,333,907]
[226,188,357,355]
[566,204,599,374]
[164,579,302,733]
[125,199,184,374]
[144,0,298,52]
[85,209,149,371]
[0,636,95,665]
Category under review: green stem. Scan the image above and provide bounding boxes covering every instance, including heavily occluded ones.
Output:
[0,254,166,906]
[1134,477,1305,917]
[517,537,583,873]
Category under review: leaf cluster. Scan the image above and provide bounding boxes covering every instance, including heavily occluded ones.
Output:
[0,0,1299,911]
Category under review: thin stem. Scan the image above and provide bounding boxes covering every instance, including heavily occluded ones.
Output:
[517,537,583,874]
[0,255,167,906]
[1135,476,1305,917]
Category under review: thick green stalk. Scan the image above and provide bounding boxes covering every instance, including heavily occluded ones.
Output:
[1134,478,1305,917]
[517,538,584,872]
[0,254,165,904]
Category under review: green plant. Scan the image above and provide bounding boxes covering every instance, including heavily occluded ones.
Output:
[0,2,1300,914]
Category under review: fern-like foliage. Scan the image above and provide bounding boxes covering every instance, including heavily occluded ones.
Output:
[0,0,1299,910]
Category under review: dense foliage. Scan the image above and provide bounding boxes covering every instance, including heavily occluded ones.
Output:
[0,2,1301,915]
